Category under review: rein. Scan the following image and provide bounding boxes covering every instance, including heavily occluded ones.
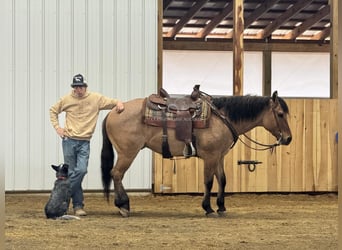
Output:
[200,92,239,148]
[239,133,279,152]
[200,91,280,152]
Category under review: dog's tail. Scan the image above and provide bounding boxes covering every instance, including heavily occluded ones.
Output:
[101,114,114,202]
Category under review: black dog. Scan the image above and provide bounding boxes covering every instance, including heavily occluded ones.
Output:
[44,164,78,220]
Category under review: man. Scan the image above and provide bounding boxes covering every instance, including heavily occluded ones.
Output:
[49,74,124,216]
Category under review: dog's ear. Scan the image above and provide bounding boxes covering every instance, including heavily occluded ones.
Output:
[51,165,60,172]
[59,164,69,177]
[61,164,69,173]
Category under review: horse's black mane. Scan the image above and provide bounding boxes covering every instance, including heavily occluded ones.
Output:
[212,95,289,122]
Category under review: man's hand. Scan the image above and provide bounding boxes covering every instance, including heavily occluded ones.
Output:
[56,127,65,138]
[115,101,125,113]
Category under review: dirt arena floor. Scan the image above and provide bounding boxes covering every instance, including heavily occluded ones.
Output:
[5,192,337,250]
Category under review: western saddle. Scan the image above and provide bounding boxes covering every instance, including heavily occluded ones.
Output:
[144,85,210,158]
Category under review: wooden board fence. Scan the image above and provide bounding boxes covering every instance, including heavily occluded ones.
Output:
[153,99,338,193]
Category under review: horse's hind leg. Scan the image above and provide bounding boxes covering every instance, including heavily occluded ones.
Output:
[112,155,137,217]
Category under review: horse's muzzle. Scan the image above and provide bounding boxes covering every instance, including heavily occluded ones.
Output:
[279,135,292,145]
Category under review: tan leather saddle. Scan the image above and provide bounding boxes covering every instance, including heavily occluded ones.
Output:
[144,85,210,158]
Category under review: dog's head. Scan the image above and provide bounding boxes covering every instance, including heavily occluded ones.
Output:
[51,163,69,180]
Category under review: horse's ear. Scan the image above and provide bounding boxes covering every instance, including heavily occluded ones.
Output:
[272,91,278,102]
[270,91,280,108]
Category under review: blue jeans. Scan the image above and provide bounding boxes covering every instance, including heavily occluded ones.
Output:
[62,138,90,209]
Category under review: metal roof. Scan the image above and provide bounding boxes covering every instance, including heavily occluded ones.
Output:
[163,0,330,43]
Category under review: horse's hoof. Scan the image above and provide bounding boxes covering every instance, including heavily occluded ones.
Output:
[119,208,130,217]
[217,211,227,217]
[206,212,218,218]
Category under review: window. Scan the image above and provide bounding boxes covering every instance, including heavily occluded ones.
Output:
[163,50,329,98]
[272,52,330,98]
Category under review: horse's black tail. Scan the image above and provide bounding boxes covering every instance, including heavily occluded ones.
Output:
[101,115,114,202]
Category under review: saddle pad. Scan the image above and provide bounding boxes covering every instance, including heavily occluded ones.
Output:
[144,98,210,129]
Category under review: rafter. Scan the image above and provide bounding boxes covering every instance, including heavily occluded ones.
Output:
[244,0,280,28]
[163,0,173,11]
[196,2,233,38]
[312,26,330,40]
[162,0,331,43]
[285,5,330,40]
[260,0,314,39]
[223,0,280,39]
[166,0,208,38]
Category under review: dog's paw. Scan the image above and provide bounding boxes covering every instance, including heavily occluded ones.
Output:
[58,215,81,220]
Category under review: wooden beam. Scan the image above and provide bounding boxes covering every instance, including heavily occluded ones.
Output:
[285,5,330,40]
[225,0,280,39]
[330,0,338,98]
[196,2,233,38]
[163,0,172,11]
[261,1,314,39]
[262,48,272,96]
[337,0,342,248]
[312,26,331,41]
[166,0,208,38]
[233,0,244,95]
[163,39,330,52]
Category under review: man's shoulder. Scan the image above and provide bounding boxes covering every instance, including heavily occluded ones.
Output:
[58,92,73,101]
[87,91,112,100]
[87,91,103,98]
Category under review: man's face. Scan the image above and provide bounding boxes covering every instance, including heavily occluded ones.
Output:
[73,86,87,97]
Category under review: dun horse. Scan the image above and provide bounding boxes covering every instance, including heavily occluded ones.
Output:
[101,88,292,217]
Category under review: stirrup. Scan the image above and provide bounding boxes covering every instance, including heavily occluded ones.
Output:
[183,142,196,157]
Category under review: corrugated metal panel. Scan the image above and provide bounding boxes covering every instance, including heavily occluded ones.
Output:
[3,0,157,191]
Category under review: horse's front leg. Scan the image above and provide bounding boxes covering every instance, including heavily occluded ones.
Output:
[202,164,215,216]
[215,157,227,216]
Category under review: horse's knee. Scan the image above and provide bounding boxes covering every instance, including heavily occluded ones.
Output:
[204,178,214,191]
[219,174,226,187]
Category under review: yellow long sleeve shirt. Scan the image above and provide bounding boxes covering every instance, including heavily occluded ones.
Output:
[49,90,120,140]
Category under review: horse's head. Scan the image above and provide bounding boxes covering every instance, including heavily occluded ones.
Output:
[263,91,292,145]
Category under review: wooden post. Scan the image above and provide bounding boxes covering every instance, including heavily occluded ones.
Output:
[336,0,342,247]
[331,0,338,98]
[154,0,164,193]
[233,0,244,95]
[262,47,272,96]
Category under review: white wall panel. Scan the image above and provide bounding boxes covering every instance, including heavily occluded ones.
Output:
[1,0,14,189]
[3,0,157,191]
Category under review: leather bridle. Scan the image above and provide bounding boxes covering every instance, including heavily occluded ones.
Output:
[201,91,283,152]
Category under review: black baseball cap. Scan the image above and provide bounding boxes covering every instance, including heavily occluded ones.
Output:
[71,74,88,87]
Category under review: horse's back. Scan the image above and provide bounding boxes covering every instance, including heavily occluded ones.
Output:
[107,98,145,126]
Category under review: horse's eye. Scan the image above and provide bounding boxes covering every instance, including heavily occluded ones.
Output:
[278,112,284,118]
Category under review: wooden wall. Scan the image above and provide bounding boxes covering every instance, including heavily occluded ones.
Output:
[154,99,338,193]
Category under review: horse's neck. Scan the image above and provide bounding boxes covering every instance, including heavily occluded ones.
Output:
[232,117,263,135]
